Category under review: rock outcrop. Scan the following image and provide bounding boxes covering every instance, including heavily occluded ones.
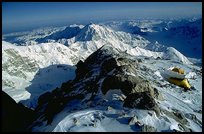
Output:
[33,44,162,125]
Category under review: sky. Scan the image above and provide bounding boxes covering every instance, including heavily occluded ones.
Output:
[2,2,202,33]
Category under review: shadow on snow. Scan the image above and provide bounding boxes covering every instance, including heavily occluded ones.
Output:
[19,64,76,109]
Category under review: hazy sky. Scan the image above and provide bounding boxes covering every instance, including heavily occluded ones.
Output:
[2,2,202,33]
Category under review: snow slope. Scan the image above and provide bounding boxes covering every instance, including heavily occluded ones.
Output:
[2,41,77,107]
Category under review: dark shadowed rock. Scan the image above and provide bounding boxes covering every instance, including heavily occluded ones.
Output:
[153,88,164,101]
[37,92,52,106]
[101,74,146,96]
[101,75,132,95]
[124,92,159,113]
[44,94,84,125]
[61,80,73,91]
[2,91,37,132]
[101,57,118,75]
[75,60,89,79]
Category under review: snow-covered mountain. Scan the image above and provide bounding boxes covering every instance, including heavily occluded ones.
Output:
[3,26,65,45]
[3,18,201,59]
[103,19,202,59]
[2,22,194,107]
[2,41,78,107]
[36,24,84,45]
[2,18,202,132]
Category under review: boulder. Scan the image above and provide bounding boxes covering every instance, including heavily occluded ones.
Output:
[161,109,189,126]
[101,57,118,75]
[101,74,145,96]
[131,80,155,96]
[153,88,164,101]
[123,92,159,113]
[117,57,138,67]
[101,73,160,114]
[75,60,89,79]
[177,123,192,132]
[141,124,157,132]
[116,57,138,74]
[128,115,138,125]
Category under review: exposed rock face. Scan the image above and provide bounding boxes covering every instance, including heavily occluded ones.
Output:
[2,48,39,79]
[161,109,189,126]
[100,54,160,114]
[101,74,137,95]
[153,88,164,101]
[161,108,194,132]
[75,60,89,79]
[101,74,154,95]
[128,115,138,125]
[2,91,37,132]
[141,125,157,132]
[101,57,118,75]
[33,44,162,125]
[124,92,158,111]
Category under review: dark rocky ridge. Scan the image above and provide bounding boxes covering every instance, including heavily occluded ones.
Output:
[33,44,162,125]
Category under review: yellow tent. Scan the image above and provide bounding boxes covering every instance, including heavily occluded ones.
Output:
[172,67,185,74]
[167,78,191,89]
[163,67,191,89]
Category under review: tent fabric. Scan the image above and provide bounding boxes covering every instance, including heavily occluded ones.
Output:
[172,67,185,74]
[167,78,191,89]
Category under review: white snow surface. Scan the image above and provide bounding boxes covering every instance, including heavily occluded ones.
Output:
[2,41,77,107]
